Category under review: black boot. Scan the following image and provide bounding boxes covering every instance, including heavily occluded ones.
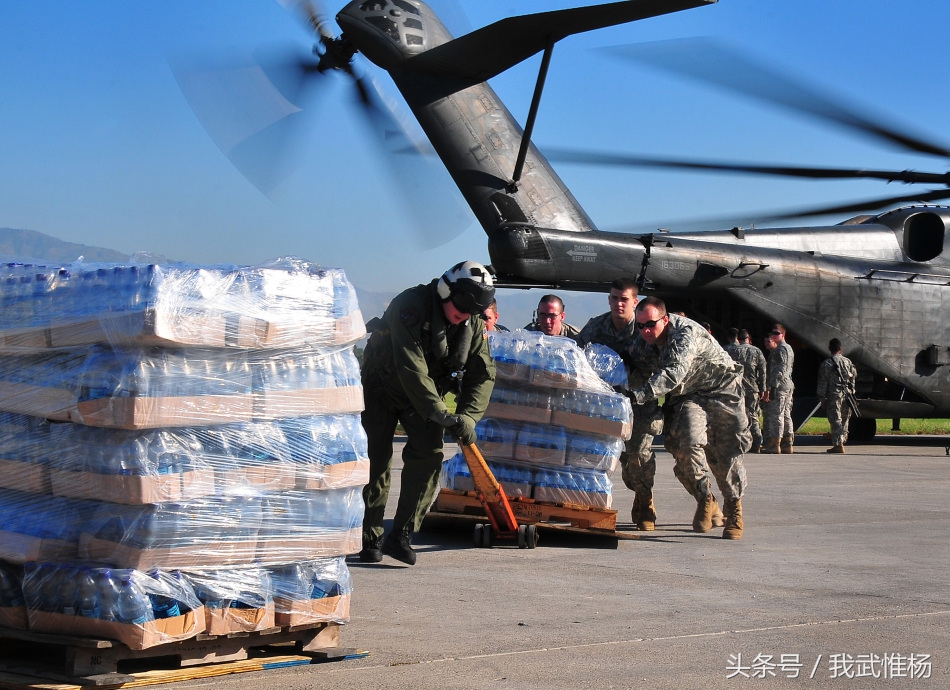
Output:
[359,534,383,563]
[382,529,417,565]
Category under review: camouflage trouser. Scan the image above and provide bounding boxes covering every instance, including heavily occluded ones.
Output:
[664,383,750,501]
[361,372,445,542]
[825,392,852,446]
[763,387,794,441]
[619,400,663,496]
[744,390,762,449]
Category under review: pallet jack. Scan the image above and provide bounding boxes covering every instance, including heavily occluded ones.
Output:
[460,442,539,549]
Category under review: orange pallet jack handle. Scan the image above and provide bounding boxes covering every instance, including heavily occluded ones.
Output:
[460,442,519,538]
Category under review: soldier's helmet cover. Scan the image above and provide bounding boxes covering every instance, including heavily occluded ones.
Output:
[437,261,495,315]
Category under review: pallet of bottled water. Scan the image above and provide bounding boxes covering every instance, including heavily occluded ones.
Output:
[0,259,364,351]
[0,557,352,649]
[440,331,634,510]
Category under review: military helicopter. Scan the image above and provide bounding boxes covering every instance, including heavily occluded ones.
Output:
[176,0,950,440]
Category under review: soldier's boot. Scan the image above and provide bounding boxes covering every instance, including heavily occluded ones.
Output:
[359,534,383,564]
[711,496,725,528]
[761,438,781,454]
[381,529,417,566]
[722,498,744,540]
[750,441,761,454]
[826,444,845,454]
[781,435,794,454]
[692,493,718,533]
[635,493,657,531]
[631,493,641,525]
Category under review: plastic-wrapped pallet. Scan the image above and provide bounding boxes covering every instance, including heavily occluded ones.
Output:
[0,258,367,647]
[443,330,633,510]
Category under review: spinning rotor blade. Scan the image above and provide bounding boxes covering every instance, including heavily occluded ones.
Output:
[605,38,950,160]
[170,48,322,195]
[543,148,950,185]
[750,187,950,222]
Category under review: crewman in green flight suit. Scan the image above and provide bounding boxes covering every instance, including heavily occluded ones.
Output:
[359,261,496,565]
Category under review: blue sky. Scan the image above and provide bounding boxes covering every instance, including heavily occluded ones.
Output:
[2,0,948,321]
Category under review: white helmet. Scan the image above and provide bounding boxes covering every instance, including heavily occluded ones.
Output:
[436,261,495,314]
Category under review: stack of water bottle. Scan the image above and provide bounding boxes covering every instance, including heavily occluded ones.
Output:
[442,331,633,510]
[0,258,366,647]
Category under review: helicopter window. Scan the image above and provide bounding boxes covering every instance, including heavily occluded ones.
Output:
[404,18,423,30]
[393,0,421,14]
[903,212,945,262]
[367,15,400,41]
[405,33,423,45]
[359,1,387,11]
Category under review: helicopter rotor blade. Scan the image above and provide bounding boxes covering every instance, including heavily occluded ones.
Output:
[750,188,950,222]
[543,148,950,186]
[276,0,337,42]
[170,47,324,195]
[603,37,950,160]
[350,73,473,248]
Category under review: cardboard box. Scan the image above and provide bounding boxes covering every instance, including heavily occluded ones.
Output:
[0,606,28,630]
[447,475,531,498]
[79,535,258,570]
[74,394,255,429]
[514,442,566,467]
[0,381,76,421]
[217,463,296,492]
[0,457,50,494]
[493,361,530,382]
[28,606,206,650]
[50,468,215,504]
[274,594,350,627]
[551,409,632,440]
[528,367,578,389]
[253,386,364,419]
[296,459,370,490]
[204,601,275,635]
[0,531,76,565]
[256,527,362,562]
[484,400,551,424]
[533,486,612,509]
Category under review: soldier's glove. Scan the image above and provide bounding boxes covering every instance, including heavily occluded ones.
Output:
[429,411,477,445]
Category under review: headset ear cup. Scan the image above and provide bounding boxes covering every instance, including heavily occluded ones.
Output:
[440,261,495,313]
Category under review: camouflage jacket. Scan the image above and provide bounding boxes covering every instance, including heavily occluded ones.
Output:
[766,340,795,392]
[361,280,496,421]
[524,320,581,343]
[729,343,767,395]
[626,314,742,405]
[816,353,857,400]
[576,312,638,355]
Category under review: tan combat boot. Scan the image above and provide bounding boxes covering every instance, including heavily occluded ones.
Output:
[761,438,781,454]
[692,493,718,533]
[826,444,845,454]
[780,435,794,454]
[711,496,725,528]
[722,497,744,540]
[633,493,656,531]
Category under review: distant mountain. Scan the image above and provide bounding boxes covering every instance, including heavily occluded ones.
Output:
[0,227,128,264]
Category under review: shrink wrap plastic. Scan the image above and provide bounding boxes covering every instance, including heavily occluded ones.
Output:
[446,331,634,508]
[0,259,365,645]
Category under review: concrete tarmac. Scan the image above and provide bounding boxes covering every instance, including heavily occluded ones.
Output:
[164,436,950,689]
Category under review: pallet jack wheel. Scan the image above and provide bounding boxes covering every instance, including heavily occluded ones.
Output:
[517,524,527,548]
[473,523,484,547]
[526,524,539,549]
[481,523,493,548]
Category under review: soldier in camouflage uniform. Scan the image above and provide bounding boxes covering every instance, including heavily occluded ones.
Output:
[524,294,581,342]
[763,324,795,454]
[728,329,768,453]
[359,262,496,565]
[575,279,659,530]
[626,297,750,540]
[817,338,858,454]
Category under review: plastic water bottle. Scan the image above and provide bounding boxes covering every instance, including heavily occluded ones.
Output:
[147,569,181,619]
[37,563,64,613]
[59,567,80,615]
[76,567,100,619]
[115,575,154,624]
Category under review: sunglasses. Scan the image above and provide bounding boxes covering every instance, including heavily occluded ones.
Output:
[635,318,664,331]
[768,330,782,336]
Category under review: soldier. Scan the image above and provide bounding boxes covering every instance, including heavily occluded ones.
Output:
[576,279,659,530]
[524,294,580,342]
[724,327,740,358]
[627,297,750,539]
[728,329,768,453]
[817,338,858,454]
[762,324,795,454]
[359,261,496,565]
[483,298,509,332]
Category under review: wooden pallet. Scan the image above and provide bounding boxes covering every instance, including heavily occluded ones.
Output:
[0,622,363,688]
[427,489,637,543]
